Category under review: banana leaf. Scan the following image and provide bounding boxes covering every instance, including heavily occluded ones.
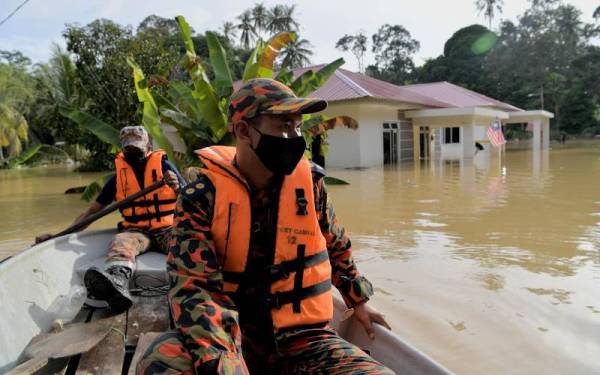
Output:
[289,70,315,95]
[302,115,359,136]
[175,16,195,58]
[257,32,297,78]
[275,67,294,86]
[291,58,345,97]
[242,39,264,81]
[61,108,120,148]
[161,109,214,143]
[81,172,115,202]
[206,31,234,99]
[167,82,202,122]
[127,57,182,170]
[7,145,42,168]
[176,16,228,141]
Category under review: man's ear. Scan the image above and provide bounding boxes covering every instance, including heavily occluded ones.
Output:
[233,120,252,143]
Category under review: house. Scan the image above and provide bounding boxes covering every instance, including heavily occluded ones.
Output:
[298,66,554,168]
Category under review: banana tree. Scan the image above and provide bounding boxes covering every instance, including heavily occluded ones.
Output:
[65,15,357,201]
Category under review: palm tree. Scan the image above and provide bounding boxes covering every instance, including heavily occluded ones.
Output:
[280,38,313,69]
[38,45,82,106]
[251,3,269,37]
[221,21,238,46]
[267,5,300,34]
[475,0,504,29]
[0,103,29,160]
[0,53,33,161]
[237,10,257,49]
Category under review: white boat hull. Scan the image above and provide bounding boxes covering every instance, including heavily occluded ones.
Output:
[0,229,452,374]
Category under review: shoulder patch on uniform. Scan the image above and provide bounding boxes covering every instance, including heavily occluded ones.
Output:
[310,161,327,178]
[180,174,215,200]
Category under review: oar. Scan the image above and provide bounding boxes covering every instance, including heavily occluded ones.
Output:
[41,179,167,242]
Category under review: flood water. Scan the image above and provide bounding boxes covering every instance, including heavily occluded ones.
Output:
[1,142,599,374]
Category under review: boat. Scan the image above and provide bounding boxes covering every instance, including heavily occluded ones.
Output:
[0,229,453,374]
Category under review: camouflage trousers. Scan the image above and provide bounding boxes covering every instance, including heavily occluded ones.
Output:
[106,228,171,270]
[137,326,394,375]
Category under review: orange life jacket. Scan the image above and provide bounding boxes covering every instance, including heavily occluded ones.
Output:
[115,150,177,231]
[197,146,333,330]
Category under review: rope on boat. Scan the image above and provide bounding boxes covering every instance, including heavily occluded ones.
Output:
[110,327,127,345]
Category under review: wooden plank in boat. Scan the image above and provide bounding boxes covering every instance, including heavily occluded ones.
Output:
[6,307,95,375]
[75,310,127,375]
[4,357,48,375]
[126,296,169,347]
[127,332,162,375]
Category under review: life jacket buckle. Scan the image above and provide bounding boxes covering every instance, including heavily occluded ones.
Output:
[267,292,283,309]
[295,188,308,216]
[268,264,290,281]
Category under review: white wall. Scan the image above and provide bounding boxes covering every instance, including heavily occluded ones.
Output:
[322,102,362,168]
[357,104,400,167]
[323,100,413,168]
[440,126,464,159]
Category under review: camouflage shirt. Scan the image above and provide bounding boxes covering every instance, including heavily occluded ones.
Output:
[167,166,374,373]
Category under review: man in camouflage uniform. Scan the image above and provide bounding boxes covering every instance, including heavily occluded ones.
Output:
[138,79,394,374]
[36,126,185,312]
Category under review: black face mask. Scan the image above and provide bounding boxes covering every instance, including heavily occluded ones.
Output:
[124,150,147,165]
[252,127,306,175]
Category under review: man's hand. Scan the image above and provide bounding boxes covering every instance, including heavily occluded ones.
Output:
[353,302,391,340]
[35,233,53,244]
[164,170,180,191]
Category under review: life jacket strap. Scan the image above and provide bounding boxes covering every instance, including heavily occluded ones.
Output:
[121,210,175,223]
[120,199,177,209]
[266,279,331,310]
[222,249,329,284]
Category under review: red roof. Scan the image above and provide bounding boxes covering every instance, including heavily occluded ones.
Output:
[294,65,521,111]
[400,81,521,111]
[234,65,522,111]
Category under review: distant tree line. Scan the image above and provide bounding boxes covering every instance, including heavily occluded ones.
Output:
[337,0,600,137]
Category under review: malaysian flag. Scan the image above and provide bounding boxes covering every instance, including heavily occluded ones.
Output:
[487,118,506,147]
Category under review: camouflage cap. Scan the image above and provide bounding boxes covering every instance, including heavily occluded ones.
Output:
[120,126,149,151]
[228,78,327,126]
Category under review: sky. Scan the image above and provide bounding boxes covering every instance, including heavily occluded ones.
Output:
[0,0,597,71]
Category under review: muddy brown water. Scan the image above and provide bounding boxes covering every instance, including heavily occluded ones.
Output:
[1,142,599,374]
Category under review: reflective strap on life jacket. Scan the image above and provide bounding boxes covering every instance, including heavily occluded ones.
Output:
[120,198,177,209]
[266,279,331,310]
[222,249,329,284]
[121,209,176,223]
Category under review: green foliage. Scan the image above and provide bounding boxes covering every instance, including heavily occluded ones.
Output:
[61,108,121,148]
[289,58,344,97]
[206,31,234,98]
[81,172,115,202]
[415,1,600,135]
[367,24,420,85]
[0,51,35,161]
[5,145,41,168]
[336,33,368,72]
